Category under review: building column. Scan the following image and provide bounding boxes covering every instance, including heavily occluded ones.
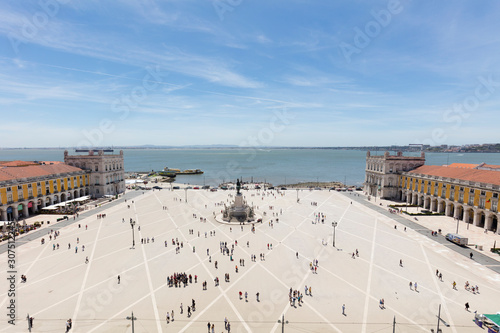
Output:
[485,213,493,231]
[0,208,7,221]
[453,204,461,219]
[463,209,470,224]
[22,204,29,218]
[417,195,423,206]
[473,209,481,226]
[13,208,19,221]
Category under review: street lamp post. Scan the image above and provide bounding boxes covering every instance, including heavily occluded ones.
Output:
[332,221,338,247]
[130,219,136,248]
[185,188,188,203]
[296,189,299,203]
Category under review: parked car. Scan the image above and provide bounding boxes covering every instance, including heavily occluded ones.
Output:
[172,186,180,189]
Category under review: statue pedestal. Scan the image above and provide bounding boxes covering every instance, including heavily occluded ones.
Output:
[234,193,244,208]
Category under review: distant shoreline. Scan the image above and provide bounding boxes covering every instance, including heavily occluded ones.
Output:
[1,146,500,153]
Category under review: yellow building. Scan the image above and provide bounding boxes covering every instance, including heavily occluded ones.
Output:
[0,161,90,221]
[399,163,500,234]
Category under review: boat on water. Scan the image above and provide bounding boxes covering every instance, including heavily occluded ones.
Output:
[177,169,204,175]
[163,167,203,175]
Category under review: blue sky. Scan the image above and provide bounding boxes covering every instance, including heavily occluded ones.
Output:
[1,0,500,148]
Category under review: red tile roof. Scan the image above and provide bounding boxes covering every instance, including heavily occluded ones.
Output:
[408,165,500,186]
[0,163,85,182]
[447,163,479,169]
[481,164,500,169]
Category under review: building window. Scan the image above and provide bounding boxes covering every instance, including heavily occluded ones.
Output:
[95,165,98,172]
[7,194,13,202]
[7,187,11,192]
[434,186,438,196]
[479,197,485,209]
[28,184,32,188]
[492,200,498,212]
[468,193,475,206]
[460,187,464,191]
[28,189,33,197]
[481,190,486,196]
[493,193,498,198]
[95,177,100,185]
[18,185,22,190]
[459,192,464,203]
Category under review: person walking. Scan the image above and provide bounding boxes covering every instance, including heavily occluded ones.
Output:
[207,322,211,332]
[118,275,120,284]
[65,318,72,332]
[414,282,418,292]
[465,302,470,311]
[342,304,346,316]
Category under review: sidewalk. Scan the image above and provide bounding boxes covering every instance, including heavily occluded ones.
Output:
[342,191,500,274]
[0,190,143,254]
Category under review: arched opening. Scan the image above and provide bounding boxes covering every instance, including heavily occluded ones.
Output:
[477,211,485,228]
[6,206,14,221]
[37,199,44,210]
[28,201,35,215]
[431,198,438,212]
[438,200,445,214]
[61,193,67,202]
[45,197,52,206]
[53,195,59,204]
[74,190,78,198]
[17,203,25,219]
[491,215,498,233]
[80,189,84,197]
[424,197,431,210]
[447,203,455,217]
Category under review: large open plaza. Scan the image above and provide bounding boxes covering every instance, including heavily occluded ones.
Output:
[1,186,499,332]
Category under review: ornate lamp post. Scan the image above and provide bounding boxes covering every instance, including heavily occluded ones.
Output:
[130,219,136,249]
[332,221,338,247]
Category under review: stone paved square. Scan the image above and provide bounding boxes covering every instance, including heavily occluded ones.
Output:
[1,187,499,332]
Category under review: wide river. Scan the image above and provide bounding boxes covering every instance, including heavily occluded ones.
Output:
[2,149,500,187]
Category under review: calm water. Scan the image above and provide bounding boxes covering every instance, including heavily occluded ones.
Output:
[2,149,500,187]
